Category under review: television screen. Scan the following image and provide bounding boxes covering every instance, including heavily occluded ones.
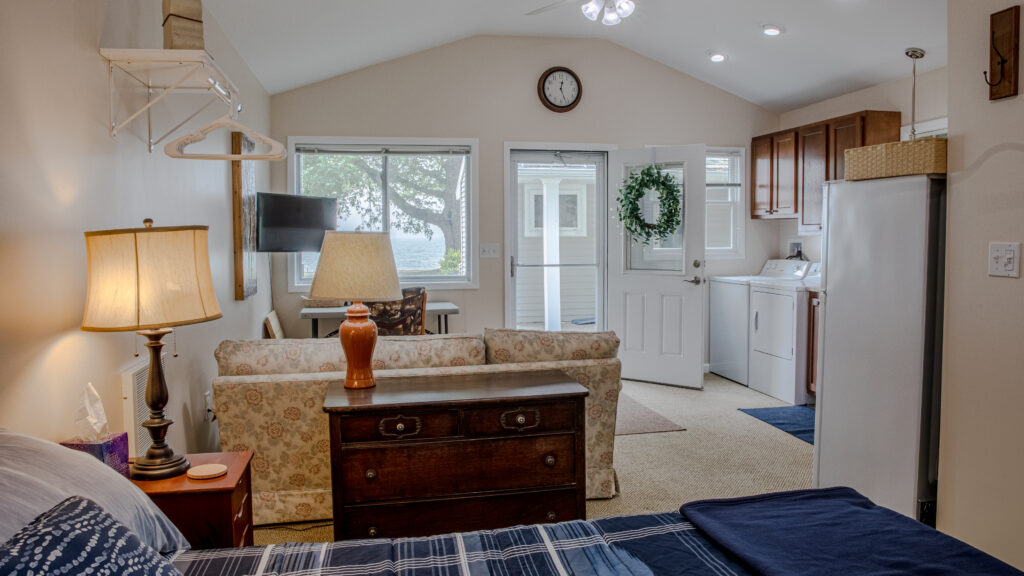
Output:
[256,192,337,252]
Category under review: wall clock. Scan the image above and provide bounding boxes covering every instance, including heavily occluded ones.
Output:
[538,67,582,112]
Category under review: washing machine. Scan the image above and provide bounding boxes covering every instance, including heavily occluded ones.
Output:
[747,263,819,405]
[710,260,810,386]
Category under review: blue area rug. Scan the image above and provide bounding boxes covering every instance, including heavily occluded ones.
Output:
[739,406,815,444]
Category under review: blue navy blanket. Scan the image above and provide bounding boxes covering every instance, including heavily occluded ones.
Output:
[682,486,1024,576]
[170,513,751,576]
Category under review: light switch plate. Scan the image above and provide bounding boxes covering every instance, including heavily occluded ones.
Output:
[480,243,501,259]
[988,242,1020,278]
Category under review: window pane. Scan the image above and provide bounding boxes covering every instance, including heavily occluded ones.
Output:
[706,203,734,250]
[298,152,383,231]
[626,163,684,272]
[387,154,469,278]
[706,186,731,202]
[705,152,743,255]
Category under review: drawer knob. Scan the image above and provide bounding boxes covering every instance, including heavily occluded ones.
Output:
[544,454,556,467]
[396,422,406,432]
[368,526,378,537]
[546,511,557,522]
[515,414,527,425]
[365,469,377,481]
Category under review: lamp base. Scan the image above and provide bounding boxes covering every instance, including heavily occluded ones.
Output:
[340,302,378,389]
[129,328,190,481]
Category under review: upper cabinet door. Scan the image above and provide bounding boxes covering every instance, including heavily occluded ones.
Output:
[751,135,773,218]
[772,130,798,216]
[799,124,828,233]
[830,114,863,180]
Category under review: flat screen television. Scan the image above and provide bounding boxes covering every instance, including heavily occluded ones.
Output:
[256,192,337,252]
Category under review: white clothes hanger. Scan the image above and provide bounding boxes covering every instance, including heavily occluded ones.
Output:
[164,114,286,161]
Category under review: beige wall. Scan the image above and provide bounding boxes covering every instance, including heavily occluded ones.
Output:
[269,35,781,338]
[938,1,1024,568]
[0,1,271,452]
[775,67,949,262]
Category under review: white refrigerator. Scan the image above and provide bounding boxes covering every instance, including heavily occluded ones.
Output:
[813,175,945,525]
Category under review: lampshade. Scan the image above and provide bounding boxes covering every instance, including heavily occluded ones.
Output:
[82,224,222,331]
[309,231,402,302]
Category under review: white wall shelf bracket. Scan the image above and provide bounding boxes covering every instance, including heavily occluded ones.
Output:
[100,48,241,152]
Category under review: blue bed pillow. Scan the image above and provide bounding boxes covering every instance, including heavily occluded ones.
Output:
[0,430,189,554]
[0,496,181,576]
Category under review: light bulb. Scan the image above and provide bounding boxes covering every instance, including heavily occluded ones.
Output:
[581,0,603,21]
[762,24,783,36]
[614,0,635,18]
[602,3,621,25]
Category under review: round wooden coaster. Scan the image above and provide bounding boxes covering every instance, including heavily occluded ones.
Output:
[187,463,228,480]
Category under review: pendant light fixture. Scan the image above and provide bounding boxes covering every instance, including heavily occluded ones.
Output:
[581,0,635,25]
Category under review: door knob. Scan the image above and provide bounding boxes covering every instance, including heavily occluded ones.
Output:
[683,276,702,285]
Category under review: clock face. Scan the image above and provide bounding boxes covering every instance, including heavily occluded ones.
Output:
[538,67,582,112]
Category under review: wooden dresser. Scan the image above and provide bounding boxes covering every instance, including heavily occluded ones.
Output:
[323,370,588,540]
[131,451,253,549]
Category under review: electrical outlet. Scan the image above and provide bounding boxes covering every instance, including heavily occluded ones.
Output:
[480,243,501,259]
[204,391,213,423]
[988,242,1020,278]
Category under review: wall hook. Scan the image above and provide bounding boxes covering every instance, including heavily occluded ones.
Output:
[983,31,1008,87]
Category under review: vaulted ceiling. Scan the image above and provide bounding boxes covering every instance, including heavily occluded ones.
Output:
[205,0,947,111]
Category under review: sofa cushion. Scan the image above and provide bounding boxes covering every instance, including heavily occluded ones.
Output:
[215,333,485,376]
[484,329,620,364]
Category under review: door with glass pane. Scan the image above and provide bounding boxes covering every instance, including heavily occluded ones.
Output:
[607,145,706,388]
[508,150,606,332]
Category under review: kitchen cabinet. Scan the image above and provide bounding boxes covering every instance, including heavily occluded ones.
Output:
[750,110,900,226]
[798,124,829,233]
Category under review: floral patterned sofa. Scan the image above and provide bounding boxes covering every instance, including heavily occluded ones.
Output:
[212,329,622,525]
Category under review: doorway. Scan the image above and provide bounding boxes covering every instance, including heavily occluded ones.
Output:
[505,148,608,332]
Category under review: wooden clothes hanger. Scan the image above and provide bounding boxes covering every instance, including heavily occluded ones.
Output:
[164,114,286,161]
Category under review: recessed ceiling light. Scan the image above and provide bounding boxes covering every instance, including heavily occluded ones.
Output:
[762,24,784,36]
[708,52,727,63]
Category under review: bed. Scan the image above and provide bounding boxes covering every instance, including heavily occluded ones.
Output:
[2,432,1021,576]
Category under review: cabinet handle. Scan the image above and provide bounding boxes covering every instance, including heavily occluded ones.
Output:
[544,454,556,467]
[367,526,378,537]
[546,511,557,522]
[365,469,377,481]
[396,422,405,432]
[516,414,527,425]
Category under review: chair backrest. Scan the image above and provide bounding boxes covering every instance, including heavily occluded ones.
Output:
[369,287,426,336]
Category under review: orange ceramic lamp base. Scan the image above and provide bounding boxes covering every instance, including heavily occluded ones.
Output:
[340,301,378,389]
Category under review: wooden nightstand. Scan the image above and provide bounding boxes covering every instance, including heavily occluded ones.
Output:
[131,451,254,549]
[324,370,588,540]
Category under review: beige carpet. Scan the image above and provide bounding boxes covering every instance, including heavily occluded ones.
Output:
[615,392,685,435]
[254,374,812,544]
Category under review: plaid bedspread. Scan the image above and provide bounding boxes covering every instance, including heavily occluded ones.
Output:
[170,513,751,576]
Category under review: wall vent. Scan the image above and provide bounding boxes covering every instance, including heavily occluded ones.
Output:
[120,354,165,458]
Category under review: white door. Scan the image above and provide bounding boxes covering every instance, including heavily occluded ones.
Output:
[608,146,706,388]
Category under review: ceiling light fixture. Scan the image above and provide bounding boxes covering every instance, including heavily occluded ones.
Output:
[762,24,784,36]
[708,51,727,63]
[581,0,635,25]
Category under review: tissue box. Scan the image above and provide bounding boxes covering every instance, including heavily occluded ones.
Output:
[60,432,130,478]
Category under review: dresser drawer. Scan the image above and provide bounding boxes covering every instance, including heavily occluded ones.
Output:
[340,434,575,503]
[464,402,576,437]
[342,489,580,539]
[339,410,459,443]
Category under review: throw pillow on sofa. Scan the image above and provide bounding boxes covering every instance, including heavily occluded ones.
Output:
[484,329,620,364]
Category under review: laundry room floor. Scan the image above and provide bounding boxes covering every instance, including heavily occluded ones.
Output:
[587,373,813,519]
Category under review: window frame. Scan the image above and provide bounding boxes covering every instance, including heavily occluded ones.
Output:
[704,147,746,260]
[286,136,480,292]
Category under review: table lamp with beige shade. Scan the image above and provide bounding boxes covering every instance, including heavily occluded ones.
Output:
[309,231,401,389]
[81,219,221,480]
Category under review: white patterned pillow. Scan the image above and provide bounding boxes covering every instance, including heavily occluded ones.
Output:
[0,496,181,576]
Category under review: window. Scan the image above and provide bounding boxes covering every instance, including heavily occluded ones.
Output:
[705,149,745,259]
[288,138,478,291]
[524,184,587,237]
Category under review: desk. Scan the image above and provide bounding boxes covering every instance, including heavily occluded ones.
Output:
[300,301,460,337]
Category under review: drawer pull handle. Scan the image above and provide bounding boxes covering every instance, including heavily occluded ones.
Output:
[365,469,377,481]
[546,511,557,522]
[378,415,422,438]
[544,454,556,467]
[368,526,378,537]
[500,407,540,431]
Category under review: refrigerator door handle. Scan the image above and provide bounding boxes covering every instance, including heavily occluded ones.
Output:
[754,310,759,332]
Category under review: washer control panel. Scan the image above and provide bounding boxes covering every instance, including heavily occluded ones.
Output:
[760,259,810,279]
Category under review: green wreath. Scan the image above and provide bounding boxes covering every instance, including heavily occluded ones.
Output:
[616,165,681,245]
